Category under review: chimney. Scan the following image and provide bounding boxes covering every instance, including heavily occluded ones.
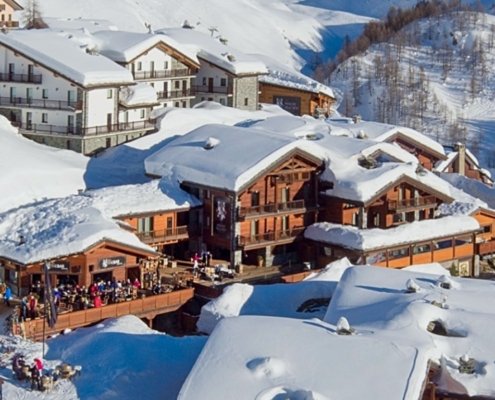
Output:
[352,114,362,124]
[77,189,84,195]
[18,235,25,245]
[454,143,466,176]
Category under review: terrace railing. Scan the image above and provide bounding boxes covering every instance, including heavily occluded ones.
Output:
[138,226,190,243]
[0,96,81,110]
[192,85,233,95]
[14,120,155,136]
[238,226,305,247]
[238,200,308,218]
[388,195,437,211]
[0,72,42,84]
[133,68,194,80]
[156,89,195,100]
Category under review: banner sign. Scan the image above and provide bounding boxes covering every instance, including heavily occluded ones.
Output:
[213,196,231,239]
[98,256,126,270]
[273,96,301,115]
[48,260,70,272]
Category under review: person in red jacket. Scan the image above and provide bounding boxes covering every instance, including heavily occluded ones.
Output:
[94,295,102,308]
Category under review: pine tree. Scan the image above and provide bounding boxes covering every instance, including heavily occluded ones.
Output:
[23,0,47,29]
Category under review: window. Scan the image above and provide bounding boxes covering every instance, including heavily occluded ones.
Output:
[389,247,409,260]
[182,101,186,108]
[0,5,5,10]
[244,98,249,106]
[138,217,153,233]
[202,77,207,85]
[434,239,453,250]
[201,97,205,101]
[107,89,113,99]
[320,246,332,257]
[352,213,359,226]
[204,190,210,199]
[393,213,404,224]
[42,89,48,99]
[343,203,357,209]
[413,243,431,255]
[220,78,226,87]
[419,210,426,220]
[251,191,259,207]
[219,98,225,105]
[406,212,415,222]
[251,220,259,236]
[455,236,472,246]
[136,62,142,71]
[41,113,48,123]
[149,82,154,88]
[483,225,492,234]
[140,109,145,119]
[66,140,71,150]
[175,102,180,107]
[164,61,169,69]
[367,251,386,264]
[6,269,18,285]
[174,80,180,89]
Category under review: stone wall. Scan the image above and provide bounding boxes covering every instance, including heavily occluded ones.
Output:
[233,76,259,111]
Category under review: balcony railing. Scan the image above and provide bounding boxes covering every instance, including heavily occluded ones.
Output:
[14,120,155,137]
[0,96,81,110]
[193,85,233,95]
[137,226,190,243]
[156,89,195,100]
[0,72,42,84]
[0,21,19,28]
[388,195,437,211]
[133,68,194,80]
[238,227,305,247]
[478,240,495,256]
[239,200,310,218]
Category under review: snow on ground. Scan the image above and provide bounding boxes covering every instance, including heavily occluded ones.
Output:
[43,17,118,33]
[0,117,88,214]
[179,315,430,400]
[2,315,207,400]
[325,266,495,397]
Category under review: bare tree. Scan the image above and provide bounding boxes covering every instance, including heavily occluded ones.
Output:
[23,0,48,29]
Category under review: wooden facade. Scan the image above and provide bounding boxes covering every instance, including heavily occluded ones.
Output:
[320,176,452,230]
[0,240,158,296]
[385,133,447,171]
[259,82,334,117]
[471,208,495,259]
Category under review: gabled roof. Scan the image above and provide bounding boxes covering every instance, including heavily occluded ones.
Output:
[156,28,268,77]
[145,123,324,192]
[304,215,479,251]
[436,147,493,183]
[92,30,200,68]
[0,30,134,88]
[4,0,22,11]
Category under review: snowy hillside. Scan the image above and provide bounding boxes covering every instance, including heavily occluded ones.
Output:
[330,10,495,176]
[16,0,370,70]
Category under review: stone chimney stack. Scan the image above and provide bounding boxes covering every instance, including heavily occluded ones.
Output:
[454,143,466,176]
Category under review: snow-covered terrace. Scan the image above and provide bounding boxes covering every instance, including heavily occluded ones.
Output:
[325,266,495,397]
[92,30,199,65]
[0,30,134,87]
[119,82,159,107]
[157,28,268,76]
[178,315,430,400]
[305,215,479,251]
[0,180,200,265]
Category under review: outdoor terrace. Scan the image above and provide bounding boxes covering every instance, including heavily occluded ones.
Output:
[137,226,190,244]
[238,227,305,248]
[132,68,195,81]
[388,195,437,211]
[193,85,233,95]
[238,200,316,219]
[156,89,195,100]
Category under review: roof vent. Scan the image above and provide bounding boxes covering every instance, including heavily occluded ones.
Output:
[18,235,25,246]
[219,37,228,45]
[416,164,428,177]
[358,156,377,169]
[204,137,220,150]
[405,278,420,293]
[459,354,475,374]
[305,133,318,141]
[182,20,194,29]
[352,114,362,124]
[227,53,236,62]
[336,317,355,335]
[437,275,452,290]
[356,129,368,139]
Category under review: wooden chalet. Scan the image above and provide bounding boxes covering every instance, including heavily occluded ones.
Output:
[0,239,158,297]
[184,149,324,267]
[259,81,335,117]
[471,207,495,260]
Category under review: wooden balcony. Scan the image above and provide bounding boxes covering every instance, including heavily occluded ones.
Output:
[14,120,155,137]
[193,85,233,95]
[238,200,312,219]
[0,21,19,28]
[239,226,305,248]
[156,89,195,100]
[478,240,495,256]
[0,72,42,84]
[0,96,81,110]
[133,68,195,80]
[14,288,194,341]
[137,225,190,244]
[388,195,437,211]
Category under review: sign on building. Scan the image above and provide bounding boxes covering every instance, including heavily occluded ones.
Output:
[213,196,231,239]
[98,256,126,270]
[49,260,70,273]
[273,96,301,116]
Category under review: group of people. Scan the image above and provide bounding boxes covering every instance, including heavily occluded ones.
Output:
[12,354,44,390]
[192,250,212,275]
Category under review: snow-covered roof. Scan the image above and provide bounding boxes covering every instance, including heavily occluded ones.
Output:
[0,180,200,264]
[179,315,430,400]
[85,179,201,218]
[0,196,156,265]
[0,30,134,88]
[156,28,268,76]
[327,118,446,157]
[436,147,493,181]
[256,53,335,98]
[440,173,495,210]
[44,17,118,33]
[145,123,323,192]
[92,30,199,66]
[119,83,158,107]
[305,215,479,251]
[325,266,495,397]
[322,161,454,204]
